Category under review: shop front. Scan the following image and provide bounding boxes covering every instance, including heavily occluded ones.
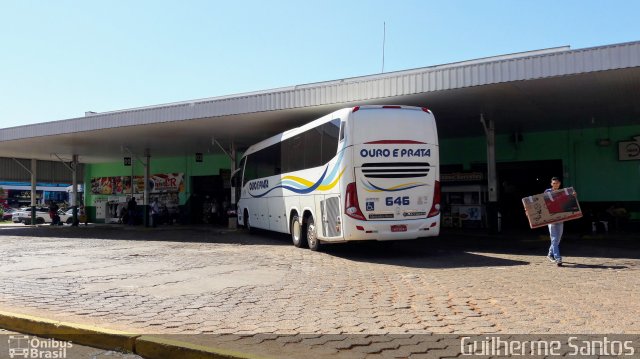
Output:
[440,172,488,229]
[90,173,184,224]
[84,154,233,224]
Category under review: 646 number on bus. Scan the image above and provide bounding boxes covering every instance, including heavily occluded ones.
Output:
[386,196,410,206]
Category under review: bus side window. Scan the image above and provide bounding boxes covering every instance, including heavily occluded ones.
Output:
[282,135,304,173]
[322,120,340,162]
[304,127,323,169]
[338,120,345,142]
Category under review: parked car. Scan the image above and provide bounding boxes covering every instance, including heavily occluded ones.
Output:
[12,207,48,224]
[2,208,16,221]
[60,209,76,224]
[12,207,70,225]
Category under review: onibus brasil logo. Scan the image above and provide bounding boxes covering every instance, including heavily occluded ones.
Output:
[8,335,72,358]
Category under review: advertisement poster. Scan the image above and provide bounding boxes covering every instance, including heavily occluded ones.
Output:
[458,206,481,221]
[113,176,132,195]
[91,173,184,194]
[90,177,115,195]
[150,173,185,192]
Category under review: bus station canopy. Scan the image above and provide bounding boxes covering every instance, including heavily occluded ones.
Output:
[1,41,639,164]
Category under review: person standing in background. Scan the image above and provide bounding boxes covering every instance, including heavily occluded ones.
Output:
[151,198,160,227]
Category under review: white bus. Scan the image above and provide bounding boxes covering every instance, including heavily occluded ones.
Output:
[232,105,440,250]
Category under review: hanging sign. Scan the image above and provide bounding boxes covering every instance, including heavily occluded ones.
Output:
[619,136,640,161]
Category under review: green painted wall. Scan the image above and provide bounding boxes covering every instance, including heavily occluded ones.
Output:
[440,124,640,202]
[84,153,232,206]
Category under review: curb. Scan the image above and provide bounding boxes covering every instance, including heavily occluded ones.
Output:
[0,310,264,359]
[0,310,136,352]
[135,336,265,359]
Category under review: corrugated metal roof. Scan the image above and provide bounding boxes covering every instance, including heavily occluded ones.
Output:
[2,41,640,143]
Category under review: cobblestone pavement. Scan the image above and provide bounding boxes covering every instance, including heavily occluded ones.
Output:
[0,225,639,358]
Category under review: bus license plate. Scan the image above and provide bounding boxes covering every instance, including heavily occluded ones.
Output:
[391,225,407,232]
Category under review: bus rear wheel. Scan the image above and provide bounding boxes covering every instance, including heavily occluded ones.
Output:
[307,216,321,251]
[290,214,307,248]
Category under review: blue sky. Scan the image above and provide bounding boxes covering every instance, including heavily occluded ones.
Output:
[1,0,638,128]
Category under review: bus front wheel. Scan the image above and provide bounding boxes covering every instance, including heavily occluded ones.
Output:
[291,214,307,248]
[306,216,321,251]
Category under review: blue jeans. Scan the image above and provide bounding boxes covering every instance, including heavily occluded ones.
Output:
[548,222,563,261]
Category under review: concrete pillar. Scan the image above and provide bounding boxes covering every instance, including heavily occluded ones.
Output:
[131,157,135,198]
[481,114,499,233]
[72,154,79,226]
[230,142,236,205]
[30,159,36,225]
[143,150,150,227]
[229,141,237,229]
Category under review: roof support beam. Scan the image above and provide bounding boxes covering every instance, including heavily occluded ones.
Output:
[212,137,234,161]
[11,158,32,175]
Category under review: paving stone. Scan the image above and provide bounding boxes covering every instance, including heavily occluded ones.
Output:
[0,227,638,358]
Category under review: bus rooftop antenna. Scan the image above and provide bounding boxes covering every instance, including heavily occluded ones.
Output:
[381,21,386,73]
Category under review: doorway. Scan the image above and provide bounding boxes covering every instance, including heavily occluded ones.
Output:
[497,160,563,230]
[190,175,224,224]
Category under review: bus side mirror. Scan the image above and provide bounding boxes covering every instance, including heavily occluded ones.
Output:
[230,168,242,187]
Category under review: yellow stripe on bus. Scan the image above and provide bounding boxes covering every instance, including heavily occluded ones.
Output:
[317,168,345,191]
[280,175,315,187]
[364,182,425,192]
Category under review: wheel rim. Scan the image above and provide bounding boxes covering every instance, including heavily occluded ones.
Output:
[308,222,317,248]
[292,219,301,243]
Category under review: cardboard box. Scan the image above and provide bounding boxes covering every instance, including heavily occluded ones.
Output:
[522,187,582,228]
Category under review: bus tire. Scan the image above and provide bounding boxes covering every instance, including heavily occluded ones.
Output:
[290,214,306,248]
[306,216,321,251]
[36,217,45,225]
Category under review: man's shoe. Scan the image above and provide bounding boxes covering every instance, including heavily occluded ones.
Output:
[547,254,556,263]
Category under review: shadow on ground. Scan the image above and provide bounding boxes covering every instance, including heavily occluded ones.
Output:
[323,241,531,269]
[1,225,638,264]
[0,225,289,246]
